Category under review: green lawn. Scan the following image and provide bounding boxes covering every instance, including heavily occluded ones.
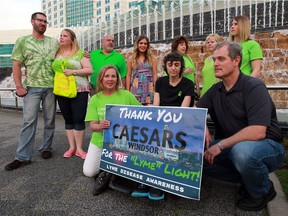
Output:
[275,138,288,201]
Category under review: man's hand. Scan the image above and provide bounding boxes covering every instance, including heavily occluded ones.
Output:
[16,86,27,97]
[204,143,222,165]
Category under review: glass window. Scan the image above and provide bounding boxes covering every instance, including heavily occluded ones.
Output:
[105,14,110,21]
[97,9,101,15]
[105,6,110,12]
[96,1,101,7]
[105,0,110,4]
[114,2,119,9]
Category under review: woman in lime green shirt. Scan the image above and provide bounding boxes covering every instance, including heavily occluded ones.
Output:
[228,15,263,77]
[200,34,223,96]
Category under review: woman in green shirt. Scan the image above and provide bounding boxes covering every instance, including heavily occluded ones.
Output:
[200,34,223,97]
[83,65,141,195]
[171,35,199,96]
[228,15,263,77]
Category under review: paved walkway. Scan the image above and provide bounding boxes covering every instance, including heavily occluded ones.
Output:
[0,109,287,216]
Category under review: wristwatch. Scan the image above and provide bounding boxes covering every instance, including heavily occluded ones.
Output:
[73,71,77,76]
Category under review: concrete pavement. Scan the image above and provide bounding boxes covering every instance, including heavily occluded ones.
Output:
[0,109,287,216]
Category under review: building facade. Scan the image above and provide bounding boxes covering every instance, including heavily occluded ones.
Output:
[41,0,163,28]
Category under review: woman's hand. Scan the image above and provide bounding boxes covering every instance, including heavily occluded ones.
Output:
[99,119,110,129]
[183,68,194,74]
[63,69,74,76]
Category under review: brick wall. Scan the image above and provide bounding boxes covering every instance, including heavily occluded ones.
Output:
[119,30,288,109]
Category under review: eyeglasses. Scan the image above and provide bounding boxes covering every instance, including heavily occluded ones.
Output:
[34,18,49,24]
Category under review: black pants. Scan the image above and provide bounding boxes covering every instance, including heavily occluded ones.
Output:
[56,92,89,130]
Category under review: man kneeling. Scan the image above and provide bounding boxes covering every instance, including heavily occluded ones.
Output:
[196,41,285,211]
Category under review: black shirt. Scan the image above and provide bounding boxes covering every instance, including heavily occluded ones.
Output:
[197,72,283,142]
[155,76,195,107]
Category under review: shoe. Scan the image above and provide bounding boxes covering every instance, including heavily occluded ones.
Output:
[237,181,276,211]
[92,171,112,196]
[5,159,31,171]
[238,184,250,198]
[131,184,149,197]
[75,151,87,159]
[148,187,165,201]
[63,149,76,158]
[42,151,52,159]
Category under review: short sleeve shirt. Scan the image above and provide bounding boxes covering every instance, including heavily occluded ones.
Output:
[11,35,59,88]
[240,40,263,76]
[90,49,127,88]
[183,55,196,82]
[197,72,283,142]
[85,89,141,147]
[155,76,195,107]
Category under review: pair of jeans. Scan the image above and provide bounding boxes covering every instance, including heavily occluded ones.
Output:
[203,139,285,198]
[16,87,56,161]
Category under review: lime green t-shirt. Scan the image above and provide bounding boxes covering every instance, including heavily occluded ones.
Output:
[201,57,216,97]
[90,49,127,88]
[183,55,196,82]
[240,40,263,76]
[11,35,59,88]
[85,89,141,147]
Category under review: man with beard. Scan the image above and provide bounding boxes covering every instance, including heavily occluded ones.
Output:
[89,34,127,95]
[5,12,59,171]
[196,41,284,211]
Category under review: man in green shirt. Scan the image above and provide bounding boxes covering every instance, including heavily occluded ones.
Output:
[5,12,59,171]
[90,35,127,94]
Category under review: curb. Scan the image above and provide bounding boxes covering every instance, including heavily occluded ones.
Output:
[268,172,288,216]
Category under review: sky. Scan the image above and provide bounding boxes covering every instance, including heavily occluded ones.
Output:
[0,0,41,30]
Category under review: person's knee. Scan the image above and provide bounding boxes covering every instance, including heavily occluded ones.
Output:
[83,166,100,178]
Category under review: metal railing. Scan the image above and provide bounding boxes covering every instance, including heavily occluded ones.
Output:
[0,85,287,110]
[0,88,19,110]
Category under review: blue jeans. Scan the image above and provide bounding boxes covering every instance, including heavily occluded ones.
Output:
[16,87,56,161]
[203,139,285,198]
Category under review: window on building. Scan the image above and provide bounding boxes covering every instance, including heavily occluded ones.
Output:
[97,9,101,15]
[114,2,119,9]
[96,1,101,7]
[54,6,57,11]
[129,1,138,8]
[60,3,63,9]
[105,0,110,4]
[105,6,110,12]
[54,13,57,18]
[105,14,110,21]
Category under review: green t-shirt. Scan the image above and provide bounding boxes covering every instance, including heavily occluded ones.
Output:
[183,55,196,82]
[240,40,263,76]
[90,49,127,88]
[85,89,141,147]
[11,35,59,88]
[201,57,216,97]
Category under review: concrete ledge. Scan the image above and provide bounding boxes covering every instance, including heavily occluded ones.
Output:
[268,172,288,216]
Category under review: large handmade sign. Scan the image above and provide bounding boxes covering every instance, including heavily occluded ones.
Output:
[100,105,207,200]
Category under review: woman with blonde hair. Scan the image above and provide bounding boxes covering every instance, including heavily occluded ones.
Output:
[200,33,223,96]
[84,65,141,195]
[52,28,92,159]
[228,15,263,77]
[126,35,158,105]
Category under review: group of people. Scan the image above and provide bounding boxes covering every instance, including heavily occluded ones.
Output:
[4,11,285,212]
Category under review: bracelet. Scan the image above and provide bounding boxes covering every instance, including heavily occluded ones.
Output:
[73,70,77,76]
[218,142,224,152]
